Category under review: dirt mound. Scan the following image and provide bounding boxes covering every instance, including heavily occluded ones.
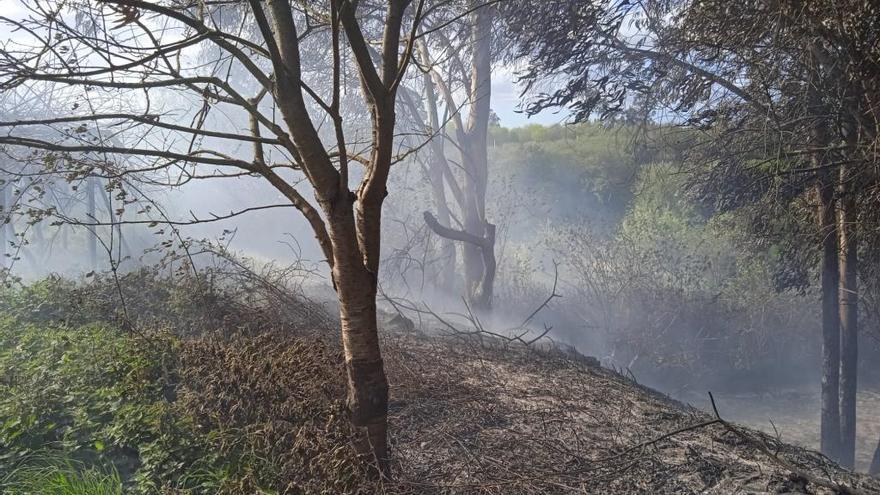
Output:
[151,319,880,494]
[381,332,880,494]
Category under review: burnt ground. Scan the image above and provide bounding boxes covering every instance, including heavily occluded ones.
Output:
[377,321,880,494]
[680,388,880,474]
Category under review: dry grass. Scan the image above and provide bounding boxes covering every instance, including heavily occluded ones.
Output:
[379,326,880,494]
[681,388,880,473]
[176,335,373,494]
[18,258,876,494]
[171,306,880,493]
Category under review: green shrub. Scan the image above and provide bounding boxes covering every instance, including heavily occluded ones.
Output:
[0,275,368,494]
[0,319,220,493]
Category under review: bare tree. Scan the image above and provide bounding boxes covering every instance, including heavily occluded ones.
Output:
[0,0,453,476]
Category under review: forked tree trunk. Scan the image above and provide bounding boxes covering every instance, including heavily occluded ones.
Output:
[838,166,858,470]
[259,0,402,476]
[419,4,496,311]
[461,2,494,312]
[333,58,400,481]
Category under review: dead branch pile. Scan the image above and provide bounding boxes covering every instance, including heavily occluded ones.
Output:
[381,332,880,494]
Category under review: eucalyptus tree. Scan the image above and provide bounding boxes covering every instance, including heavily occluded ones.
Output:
[505,0,879,466]
[0,0,457,476]
[397,0,497,310]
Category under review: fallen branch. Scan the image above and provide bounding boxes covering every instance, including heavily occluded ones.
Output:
[589,417,722,465]
[707,392,868,495]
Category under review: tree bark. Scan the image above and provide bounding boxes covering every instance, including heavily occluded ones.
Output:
[818,167,841,462]
[330,206,390,476]
[871,437,880,476]
[86,177,97,271]
[837,165,858,470]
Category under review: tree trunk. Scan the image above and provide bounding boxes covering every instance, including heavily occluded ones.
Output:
[329,202,390,477]
[818,169,841,462]
[838,166,858,470]
[807,44,841,462]
[336,269,389,476]
[86,177,97,271]
[461,196,488,307]
[460,2,495,312]
[871,437,880,476]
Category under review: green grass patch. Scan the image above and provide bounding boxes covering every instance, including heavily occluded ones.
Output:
[0,277,366,494]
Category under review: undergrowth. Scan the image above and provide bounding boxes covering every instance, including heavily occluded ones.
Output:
[0,269,369,494]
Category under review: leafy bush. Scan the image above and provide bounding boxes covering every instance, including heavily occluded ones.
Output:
[0,320,211,492]
[0,270,368,494]
[537,163,819,388]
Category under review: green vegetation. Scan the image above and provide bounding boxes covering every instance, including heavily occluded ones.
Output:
[489,123,641,230]
[0,273,364,494]
[3,459,123,495]
[477,125,827,388]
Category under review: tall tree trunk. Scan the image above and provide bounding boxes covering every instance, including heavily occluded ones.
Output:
[326,178,390,477]
[838,165,859,470]
[460,2,495,311]
[808,44,841,462]
[818,168,841,462]
[86,177,97,271]
[837,77,863,470]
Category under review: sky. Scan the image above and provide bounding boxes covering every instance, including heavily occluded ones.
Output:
[491,70,570,128]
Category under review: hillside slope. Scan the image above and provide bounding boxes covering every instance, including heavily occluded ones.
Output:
[380,321,879,494]
[1,272,877,494]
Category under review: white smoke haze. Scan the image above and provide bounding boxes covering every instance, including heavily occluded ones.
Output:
[1,0,879,477]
